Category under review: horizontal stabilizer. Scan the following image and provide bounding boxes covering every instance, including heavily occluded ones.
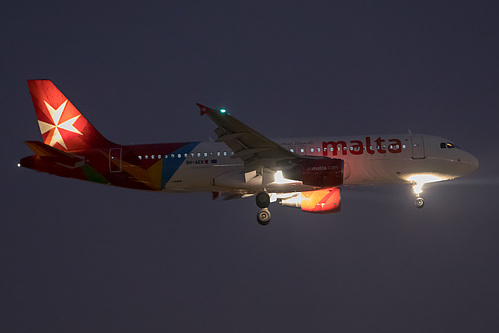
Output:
[25,141,83,165]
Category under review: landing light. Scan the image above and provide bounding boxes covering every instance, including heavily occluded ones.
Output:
[407,174,444,194]
[17,163,21,168]
[273,170,296,184]
[220,109,226,113]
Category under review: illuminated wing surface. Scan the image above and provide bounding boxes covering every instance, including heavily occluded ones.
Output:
[197,104,344,189]
[197,104,298,171]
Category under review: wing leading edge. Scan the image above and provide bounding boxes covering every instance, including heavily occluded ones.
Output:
[197,104,298,172]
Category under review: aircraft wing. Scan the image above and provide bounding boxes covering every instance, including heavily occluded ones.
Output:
[197,104,298,171]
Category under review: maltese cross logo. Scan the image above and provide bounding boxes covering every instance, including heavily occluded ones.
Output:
[38,100,82,150]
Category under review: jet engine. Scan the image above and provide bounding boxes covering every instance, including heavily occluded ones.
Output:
[280,187,341,214]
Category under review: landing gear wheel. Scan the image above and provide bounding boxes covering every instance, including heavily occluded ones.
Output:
[257,208,271,226]
[256,191,271,208]
[415,197,425,209]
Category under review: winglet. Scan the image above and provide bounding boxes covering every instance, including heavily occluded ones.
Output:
[197,103,211,116]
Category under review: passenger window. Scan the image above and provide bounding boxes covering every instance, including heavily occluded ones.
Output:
[145,155,148,159]
[171,154,174,158]
[204,153,208,157]
[224,152,227,156]
[138,156,142,160]
[440,142,446,148]
[311,148,314,152]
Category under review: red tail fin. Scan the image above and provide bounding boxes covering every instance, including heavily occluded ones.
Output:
[27,80,112,151]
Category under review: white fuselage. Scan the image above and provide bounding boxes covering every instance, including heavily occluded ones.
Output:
[162,134,478,194]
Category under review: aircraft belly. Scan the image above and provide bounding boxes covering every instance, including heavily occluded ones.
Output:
[163,164,242,192]
[343,157,409,185]
[160,149,463,192]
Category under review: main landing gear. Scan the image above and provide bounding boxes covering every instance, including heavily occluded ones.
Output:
[256,191,271,226]
[257,208,271,226]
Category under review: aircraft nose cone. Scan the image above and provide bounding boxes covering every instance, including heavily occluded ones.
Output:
[460,152,479,174]
[470,154,479,170]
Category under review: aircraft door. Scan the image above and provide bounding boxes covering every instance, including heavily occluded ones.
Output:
[410,136,425,159]
[109,148,122,172]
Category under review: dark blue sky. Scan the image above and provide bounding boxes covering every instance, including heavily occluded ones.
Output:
[2,1,499,332]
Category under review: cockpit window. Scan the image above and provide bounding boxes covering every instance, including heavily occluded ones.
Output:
[440,142,458,149]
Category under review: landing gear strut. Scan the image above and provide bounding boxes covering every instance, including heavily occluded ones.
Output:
[256,191,271,225]
[412,182,425,209]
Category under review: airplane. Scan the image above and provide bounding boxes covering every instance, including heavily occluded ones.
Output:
[19,80,479,225]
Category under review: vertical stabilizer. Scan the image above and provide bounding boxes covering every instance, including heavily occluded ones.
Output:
[27,80,112,151]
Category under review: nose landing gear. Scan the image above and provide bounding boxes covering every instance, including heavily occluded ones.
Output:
[415,196,425,208]
[256,191,271,225]
[412,183,425,209]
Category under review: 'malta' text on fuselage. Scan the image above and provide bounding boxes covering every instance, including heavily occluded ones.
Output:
[322,137,402,156]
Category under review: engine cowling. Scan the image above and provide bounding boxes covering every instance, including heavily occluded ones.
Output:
[280,187,341,214]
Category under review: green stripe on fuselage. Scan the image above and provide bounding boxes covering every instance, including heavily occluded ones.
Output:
[81,164,108,184]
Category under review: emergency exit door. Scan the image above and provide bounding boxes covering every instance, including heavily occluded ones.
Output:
[410,136,425,159]
[109,148,122,172]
